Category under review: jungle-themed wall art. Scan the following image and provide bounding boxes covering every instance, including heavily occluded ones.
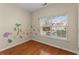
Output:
[3,23,32,43]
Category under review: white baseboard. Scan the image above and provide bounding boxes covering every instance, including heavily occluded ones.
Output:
[0,39,31,52]
[33,39,78,54]
[0,38,78,54]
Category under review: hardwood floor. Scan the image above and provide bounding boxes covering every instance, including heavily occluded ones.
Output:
[0,40,76,55]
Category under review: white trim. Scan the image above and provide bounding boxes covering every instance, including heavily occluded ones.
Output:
[0,38,78,54]
[0,39,31,52]
[33,39,78,54]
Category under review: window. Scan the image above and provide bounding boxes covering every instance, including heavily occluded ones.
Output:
[40,16,67,40]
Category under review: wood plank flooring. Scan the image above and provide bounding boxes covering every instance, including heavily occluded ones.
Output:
[0,40,76,55]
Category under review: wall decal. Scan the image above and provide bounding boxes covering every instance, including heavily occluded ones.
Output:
[15,23,21,36]
[8,39,12,43]
[3,32,12,43]
[3,32,12,37]
[2,22,32,43]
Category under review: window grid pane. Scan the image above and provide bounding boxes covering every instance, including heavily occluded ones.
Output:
[40,16,67,40]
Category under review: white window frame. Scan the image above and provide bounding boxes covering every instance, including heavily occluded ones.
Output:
[39,16,68,40]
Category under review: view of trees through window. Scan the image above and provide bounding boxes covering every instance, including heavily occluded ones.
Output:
[40,16,67,39]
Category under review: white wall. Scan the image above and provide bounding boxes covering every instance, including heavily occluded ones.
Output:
[32,4,78,53]
[0,4,78,54]
[0,4,31,51]
[77,6,79,54]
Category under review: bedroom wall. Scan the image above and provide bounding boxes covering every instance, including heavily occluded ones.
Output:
[78,6,79,53]
[32,4,78,53]
[0,4,31,51]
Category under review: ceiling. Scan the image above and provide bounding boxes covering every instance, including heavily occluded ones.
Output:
[13,3,52,12]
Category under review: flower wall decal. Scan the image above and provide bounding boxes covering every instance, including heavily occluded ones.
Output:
[3,32,12,43]
[3,32,12,37]
[2,22,31,43]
